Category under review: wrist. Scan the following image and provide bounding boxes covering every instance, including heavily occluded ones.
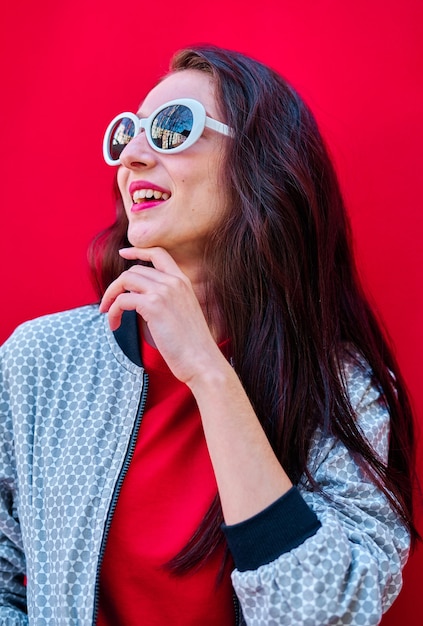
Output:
[185,349,236,395]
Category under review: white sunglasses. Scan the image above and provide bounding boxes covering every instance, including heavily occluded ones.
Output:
[103,98,233,165]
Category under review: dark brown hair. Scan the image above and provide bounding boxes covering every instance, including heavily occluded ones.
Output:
[90,45,419,574]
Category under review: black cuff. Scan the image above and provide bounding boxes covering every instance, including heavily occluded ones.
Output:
[222,486,321,572]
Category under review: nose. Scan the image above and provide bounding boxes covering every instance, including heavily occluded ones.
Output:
[119,131,157,170]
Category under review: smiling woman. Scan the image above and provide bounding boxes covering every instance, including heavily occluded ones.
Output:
[112,70,230,275]
[0,44,419,626]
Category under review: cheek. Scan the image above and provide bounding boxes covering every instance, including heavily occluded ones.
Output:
[204,158,228,217]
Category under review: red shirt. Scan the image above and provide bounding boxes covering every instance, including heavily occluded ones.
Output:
[97,331,235,625]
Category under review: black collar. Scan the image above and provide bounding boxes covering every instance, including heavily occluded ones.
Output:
[113,310,142,367]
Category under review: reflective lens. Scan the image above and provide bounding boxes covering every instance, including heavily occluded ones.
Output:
[108,117,136,161]
[103,98,233,165]
[151,104,193,150]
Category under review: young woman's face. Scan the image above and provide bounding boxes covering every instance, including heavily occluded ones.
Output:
[117,69,229,269]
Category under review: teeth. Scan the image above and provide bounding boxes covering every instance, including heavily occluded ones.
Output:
[132,189,170,203]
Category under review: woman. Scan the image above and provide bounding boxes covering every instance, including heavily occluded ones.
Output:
[0,45,418,625]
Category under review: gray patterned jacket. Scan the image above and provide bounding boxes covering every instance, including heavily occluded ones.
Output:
[0,305,410,625]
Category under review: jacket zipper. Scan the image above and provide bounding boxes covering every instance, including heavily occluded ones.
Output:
[91,370,149,625]
[91,370,241,625]
[234,593,242,625]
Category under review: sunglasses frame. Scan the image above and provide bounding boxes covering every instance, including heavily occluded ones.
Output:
[103,98,233,165]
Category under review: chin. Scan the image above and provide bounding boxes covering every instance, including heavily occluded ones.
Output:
[126,229,153,249]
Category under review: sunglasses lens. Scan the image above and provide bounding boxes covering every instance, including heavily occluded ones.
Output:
[151,104,193,150]
[108,117,136,161]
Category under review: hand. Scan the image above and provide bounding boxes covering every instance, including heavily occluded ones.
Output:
[99,247,226,384]
[100,248,292,524]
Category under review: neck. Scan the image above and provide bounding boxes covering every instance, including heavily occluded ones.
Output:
[185,265,225,344]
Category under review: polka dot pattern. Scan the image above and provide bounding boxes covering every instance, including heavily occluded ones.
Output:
[1,306,145,624]
[232,351,410,625]
[0,307,410,625]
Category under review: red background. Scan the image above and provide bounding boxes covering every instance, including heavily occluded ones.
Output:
[1,1,422,623]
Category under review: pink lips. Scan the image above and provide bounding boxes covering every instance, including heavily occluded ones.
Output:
[128,180,171,212]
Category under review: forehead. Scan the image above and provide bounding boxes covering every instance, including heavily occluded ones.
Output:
[138,69,218,116]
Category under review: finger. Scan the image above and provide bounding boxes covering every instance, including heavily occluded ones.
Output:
[99,269,155,313]
[100,261,186,310]
[104,292,142,331]
[119,247,184,277]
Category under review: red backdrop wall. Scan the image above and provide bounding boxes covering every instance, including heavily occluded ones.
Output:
[1,1,422,623]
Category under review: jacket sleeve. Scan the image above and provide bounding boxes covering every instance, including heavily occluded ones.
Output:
[224,353,410,625]
[0,344,28,624]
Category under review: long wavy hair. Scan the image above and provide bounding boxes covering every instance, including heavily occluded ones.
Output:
[89,45,419,574]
